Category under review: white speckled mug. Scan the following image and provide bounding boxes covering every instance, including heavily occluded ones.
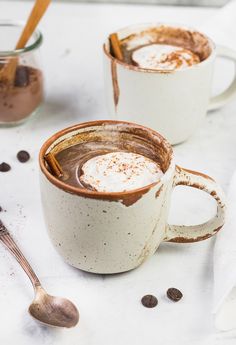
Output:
[103,23,236,144]
[39,120,226,274]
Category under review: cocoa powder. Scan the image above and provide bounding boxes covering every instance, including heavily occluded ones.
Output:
[0,65,43,124]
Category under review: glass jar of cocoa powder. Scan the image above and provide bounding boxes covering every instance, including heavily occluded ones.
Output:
[0,21,44,126]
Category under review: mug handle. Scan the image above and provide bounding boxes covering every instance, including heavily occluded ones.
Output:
[208,45,236,111]
[164,165,226,243]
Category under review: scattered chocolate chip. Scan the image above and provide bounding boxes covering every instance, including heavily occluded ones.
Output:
[0,162,11,172]
[167,288,183,302]
[141,295,158,308]
[17,150,30,163]
[14,66,29,87]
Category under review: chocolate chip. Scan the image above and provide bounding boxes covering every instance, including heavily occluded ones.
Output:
[0,162,11,172]
[17,150,30,163]
[167,288,183,302]
[0,206,2,212]
[141,295,158,308]
[14,66,29,87]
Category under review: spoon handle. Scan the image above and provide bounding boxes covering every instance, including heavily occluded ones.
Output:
[16,0,51,49]
[0,221,41,289]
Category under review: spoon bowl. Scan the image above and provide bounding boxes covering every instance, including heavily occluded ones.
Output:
[29,287,79,328]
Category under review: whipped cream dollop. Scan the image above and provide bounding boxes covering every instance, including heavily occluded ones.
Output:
[132,44,200,71]
[80,151,163,192]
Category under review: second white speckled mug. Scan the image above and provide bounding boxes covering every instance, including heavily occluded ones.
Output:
[39,121,226,274]
[103,23,236,145]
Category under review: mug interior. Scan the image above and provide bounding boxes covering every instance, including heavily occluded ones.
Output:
[104,23,213,71]
[39,120,173,197]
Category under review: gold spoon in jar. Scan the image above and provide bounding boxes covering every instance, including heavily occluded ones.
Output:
[0,0,51,84]
[0,220,79,328]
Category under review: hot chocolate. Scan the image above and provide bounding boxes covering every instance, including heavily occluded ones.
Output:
[56,148,163,193]
[53,125,165,193]
[115,25,212,71]
[0,65,43,124]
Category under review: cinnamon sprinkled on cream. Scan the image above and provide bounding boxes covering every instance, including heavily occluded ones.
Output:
[79,151,163,192]
[132,44,200,71]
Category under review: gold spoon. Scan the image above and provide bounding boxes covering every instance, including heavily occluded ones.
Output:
[0,220,79,328]
[0,0,51,84]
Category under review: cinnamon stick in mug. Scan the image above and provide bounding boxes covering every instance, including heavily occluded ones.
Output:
[109,33,123,61]
[44,152,63,178]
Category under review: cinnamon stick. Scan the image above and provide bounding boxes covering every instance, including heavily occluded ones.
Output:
[109,33,123,61]
[44,153,63,178]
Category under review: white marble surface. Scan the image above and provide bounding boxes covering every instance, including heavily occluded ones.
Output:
[0,1,236,344]
[7,0,230,7]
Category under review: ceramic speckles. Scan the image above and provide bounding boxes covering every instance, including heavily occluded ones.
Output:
[40,173,171,273]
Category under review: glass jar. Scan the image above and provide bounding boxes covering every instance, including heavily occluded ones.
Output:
[0,21,43,126]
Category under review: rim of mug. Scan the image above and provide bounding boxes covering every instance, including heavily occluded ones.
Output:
[39,120,174,200]
[0,20,43,56]
[103,22,216,74]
